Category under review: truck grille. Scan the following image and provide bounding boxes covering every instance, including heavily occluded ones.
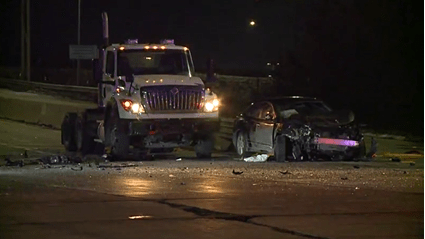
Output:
[141,86,205,112]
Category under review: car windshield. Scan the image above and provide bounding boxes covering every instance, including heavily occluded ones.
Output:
[117,49,193,76]
[275,101,333,119]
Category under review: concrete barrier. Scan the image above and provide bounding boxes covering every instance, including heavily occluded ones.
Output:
[0,89,97,129]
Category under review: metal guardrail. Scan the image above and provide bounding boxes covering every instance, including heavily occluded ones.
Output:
[0,78,98,102]
[0,77,97,93]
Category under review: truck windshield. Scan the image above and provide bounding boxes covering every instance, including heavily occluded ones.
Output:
[117,49,193,76]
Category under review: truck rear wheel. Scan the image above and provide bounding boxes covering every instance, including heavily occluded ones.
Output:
[107,106,130,160]
[75,114,99,155]
[61,113,78,152]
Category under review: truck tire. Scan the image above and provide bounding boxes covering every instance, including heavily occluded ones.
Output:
[61,113,78,152]
[274,135,288,162]
[195,133,214,158]
[75,114,97,155]
[107,106,130,160]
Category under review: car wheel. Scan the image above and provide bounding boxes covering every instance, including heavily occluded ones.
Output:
[61,113,77,152]
[109,106,130,160]
[274,135,288,162]
[235,131,248,157]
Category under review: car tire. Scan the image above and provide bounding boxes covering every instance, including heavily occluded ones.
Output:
[108,106,130,160]
[274,135,288,162]
[235,131,249,158]
[195,134,214,159]
[61,113,78,152]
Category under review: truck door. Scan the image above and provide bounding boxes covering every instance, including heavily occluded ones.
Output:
[102,50,116,107]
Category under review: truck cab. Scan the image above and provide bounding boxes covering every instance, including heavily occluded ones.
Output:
[62,39,220,159]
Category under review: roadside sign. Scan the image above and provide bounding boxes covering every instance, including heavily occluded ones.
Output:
[69,45,98,59]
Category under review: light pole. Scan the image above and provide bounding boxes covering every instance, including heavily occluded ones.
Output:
[26,0,30,82]
[76,0,81,85]
[21,0,25,80]
[21,0,30,81]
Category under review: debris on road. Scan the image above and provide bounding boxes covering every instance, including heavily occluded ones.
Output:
[232,169,243,175]
[22,150,28,158]
[180,182,186,185]
[5,158,24,167]
[97,163,138,170]
[391,158,401,162]
[353,165,360,169]
[71,166,83,171]
[279,170,291,175]
[38,155,83,165]
[405,150,421,154]
[341,177,348,180]
[243,154,268,162]
[410,162,416,166]
[176,158,182,161]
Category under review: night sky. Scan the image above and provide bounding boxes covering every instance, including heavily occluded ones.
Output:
[0,1,422,72]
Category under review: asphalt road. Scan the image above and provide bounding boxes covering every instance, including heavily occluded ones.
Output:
[0,119,423,238]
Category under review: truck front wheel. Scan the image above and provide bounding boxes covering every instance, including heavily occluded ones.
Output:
[107,106,130,160]
[194,133,214,158]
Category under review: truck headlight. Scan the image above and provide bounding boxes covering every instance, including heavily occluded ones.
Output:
[120,100,145,114]
[204,98,220,112]
[131,103,140,113]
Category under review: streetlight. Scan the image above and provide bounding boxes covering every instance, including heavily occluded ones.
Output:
[249,20,256,26]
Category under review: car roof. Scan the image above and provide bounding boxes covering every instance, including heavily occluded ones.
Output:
[260,96,320,104]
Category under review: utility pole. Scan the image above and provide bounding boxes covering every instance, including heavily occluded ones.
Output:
[26,0,30,82]
[21,0,25,80]
[76,0,81,85]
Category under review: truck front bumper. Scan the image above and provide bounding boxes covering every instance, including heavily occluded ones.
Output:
[128,118,219,148]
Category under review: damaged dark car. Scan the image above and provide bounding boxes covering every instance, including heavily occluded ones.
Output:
[232,96,366,161]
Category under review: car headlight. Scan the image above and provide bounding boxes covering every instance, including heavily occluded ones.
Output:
[120,100,145,114]
[204,98,220,112]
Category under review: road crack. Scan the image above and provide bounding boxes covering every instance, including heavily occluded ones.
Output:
[158,199,328,239]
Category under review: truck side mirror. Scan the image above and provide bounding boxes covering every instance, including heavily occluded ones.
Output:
[206,58,217,82]
[92,59,102,83]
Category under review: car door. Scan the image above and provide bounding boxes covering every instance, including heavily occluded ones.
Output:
[253,102,276,153]
[242,103,263,151]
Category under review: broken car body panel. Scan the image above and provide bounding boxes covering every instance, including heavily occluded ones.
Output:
[233,96,366,161]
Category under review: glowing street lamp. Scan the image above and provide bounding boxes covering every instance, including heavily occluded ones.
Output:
[249,20,256,26]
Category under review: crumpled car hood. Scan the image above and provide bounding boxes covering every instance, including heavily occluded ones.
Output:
[286,110,355,127]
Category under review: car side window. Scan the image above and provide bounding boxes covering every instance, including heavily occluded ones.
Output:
[260,103,275,120]
[105,51,115,75]
[244,103,263,119]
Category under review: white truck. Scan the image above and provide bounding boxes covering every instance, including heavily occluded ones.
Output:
[61,13,220,159]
